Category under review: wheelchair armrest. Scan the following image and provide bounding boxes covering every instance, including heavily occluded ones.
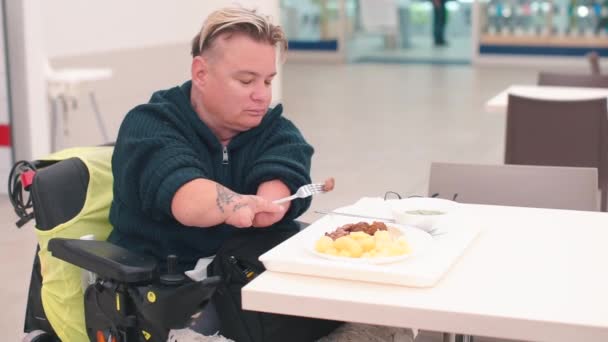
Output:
[48,238,157,283]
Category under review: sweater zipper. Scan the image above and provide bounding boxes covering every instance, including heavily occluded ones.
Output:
[222,146,229,165]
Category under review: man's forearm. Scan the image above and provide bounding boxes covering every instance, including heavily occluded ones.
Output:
[171,178,248,227]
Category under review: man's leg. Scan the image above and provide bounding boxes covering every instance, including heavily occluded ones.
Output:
[167,300,231,342]
[188,299,222,335]
[317,323,415,342]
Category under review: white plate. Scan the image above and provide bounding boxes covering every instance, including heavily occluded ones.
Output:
[307,224,433,265]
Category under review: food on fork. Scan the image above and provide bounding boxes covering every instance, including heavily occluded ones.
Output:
[323,177,335,192]
[315,222,411,259]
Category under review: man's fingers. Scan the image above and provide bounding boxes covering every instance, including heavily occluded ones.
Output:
[253,212,282,228]
[263,202,285,214]
[231,215,253,228]
[226,205,255,228]
[251,196,285,214]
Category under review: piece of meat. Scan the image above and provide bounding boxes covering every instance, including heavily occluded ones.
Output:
[324,221,387,240]
[345,222,371,233]
[325,227,350,240]
[323,177,335,192]
[366,221,388,235]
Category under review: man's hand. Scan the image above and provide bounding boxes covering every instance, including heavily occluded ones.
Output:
[224,194,285,228]
[252,210,284,227]
[252,179,292,227]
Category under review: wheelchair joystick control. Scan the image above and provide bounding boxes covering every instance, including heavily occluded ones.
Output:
[160,254,186,285]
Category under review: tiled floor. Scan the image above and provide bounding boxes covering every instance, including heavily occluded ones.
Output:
[0,42,579,340]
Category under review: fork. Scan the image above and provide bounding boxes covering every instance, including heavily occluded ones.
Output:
[273,183,326,204]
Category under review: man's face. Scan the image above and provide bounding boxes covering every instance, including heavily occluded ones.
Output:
[198,34,277,132]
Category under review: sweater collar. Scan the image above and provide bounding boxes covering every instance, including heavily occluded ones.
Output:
[176,81,283,149]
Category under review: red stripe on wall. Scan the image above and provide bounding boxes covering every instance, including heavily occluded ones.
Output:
[0,124,10,147]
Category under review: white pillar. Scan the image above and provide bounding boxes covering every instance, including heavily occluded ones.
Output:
[0,0,12,193]
[5,0,50,163]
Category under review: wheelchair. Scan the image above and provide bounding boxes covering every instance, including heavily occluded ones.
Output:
[9,146,220,342]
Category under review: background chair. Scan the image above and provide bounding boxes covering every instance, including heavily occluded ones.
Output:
[359,0,400,49]
[537,71,608,88]
[428,162,598,211]
[505,94,608,211]
[587,51,601,75]
[423,162,598,342]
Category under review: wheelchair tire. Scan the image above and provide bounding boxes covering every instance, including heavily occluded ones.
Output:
[22,330,59,342]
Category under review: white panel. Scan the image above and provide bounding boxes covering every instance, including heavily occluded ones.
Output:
[0,96,8,123]
[0,0,11,183]
[0,0,9,123]
[0,75,8,123]
[0,147,10,194]
[0,3,5,73]
[5,0,49,161]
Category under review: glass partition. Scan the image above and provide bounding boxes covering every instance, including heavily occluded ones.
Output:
[344,0,473,64]
[281,0,342,51]
[478,0,608,56]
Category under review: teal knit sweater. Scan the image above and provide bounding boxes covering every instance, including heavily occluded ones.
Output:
[108,81,314,267]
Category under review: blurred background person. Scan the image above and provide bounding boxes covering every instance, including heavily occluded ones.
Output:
[432,0,448,46]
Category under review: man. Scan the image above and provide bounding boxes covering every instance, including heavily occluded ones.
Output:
[108,7,313,271]
[432,0,448,46]
[108,7,414,341]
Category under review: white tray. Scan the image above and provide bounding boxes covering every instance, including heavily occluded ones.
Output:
[259,199,482,287]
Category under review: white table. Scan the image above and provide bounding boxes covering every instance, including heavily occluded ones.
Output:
[243,204,608,342]
[484,85,608,114]
[46,64,113,151]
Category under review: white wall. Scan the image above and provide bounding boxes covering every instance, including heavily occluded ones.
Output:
[43,0,280,58]
[41,0,282,100]
[7,0,281,165]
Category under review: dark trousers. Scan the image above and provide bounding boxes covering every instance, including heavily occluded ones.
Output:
[432,0,447,44]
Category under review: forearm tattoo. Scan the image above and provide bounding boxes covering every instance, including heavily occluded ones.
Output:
[216,184,243,213]
[233,203,248,212]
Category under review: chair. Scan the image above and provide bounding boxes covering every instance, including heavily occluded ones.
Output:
[11,146,312,342]
[504,94,608,211]
[46,61,113,151]
[587,51,601,75]
[10,147,219,342]
[537,71,608,88]
[425,162,598,342]
[428,162,599,211]
[359,0,400,49]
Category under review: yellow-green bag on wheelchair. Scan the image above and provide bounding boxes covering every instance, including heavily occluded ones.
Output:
[33,146,114,341]
[11,146,220,342]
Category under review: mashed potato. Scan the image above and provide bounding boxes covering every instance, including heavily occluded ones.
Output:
[315,229,411,258]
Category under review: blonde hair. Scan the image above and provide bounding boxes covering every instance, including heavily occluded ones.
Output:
[191,7,287,57]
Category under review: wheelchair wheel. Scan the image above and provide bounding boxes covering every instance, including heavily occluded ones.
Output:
[22,330,59,342]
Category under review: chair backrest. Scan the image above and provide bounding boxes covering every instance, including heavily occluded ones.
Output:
[505,94,608,210]
[359,0,398,33]
[538,71,608,88]
[428,162,598,211]
[587,51,601,75]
